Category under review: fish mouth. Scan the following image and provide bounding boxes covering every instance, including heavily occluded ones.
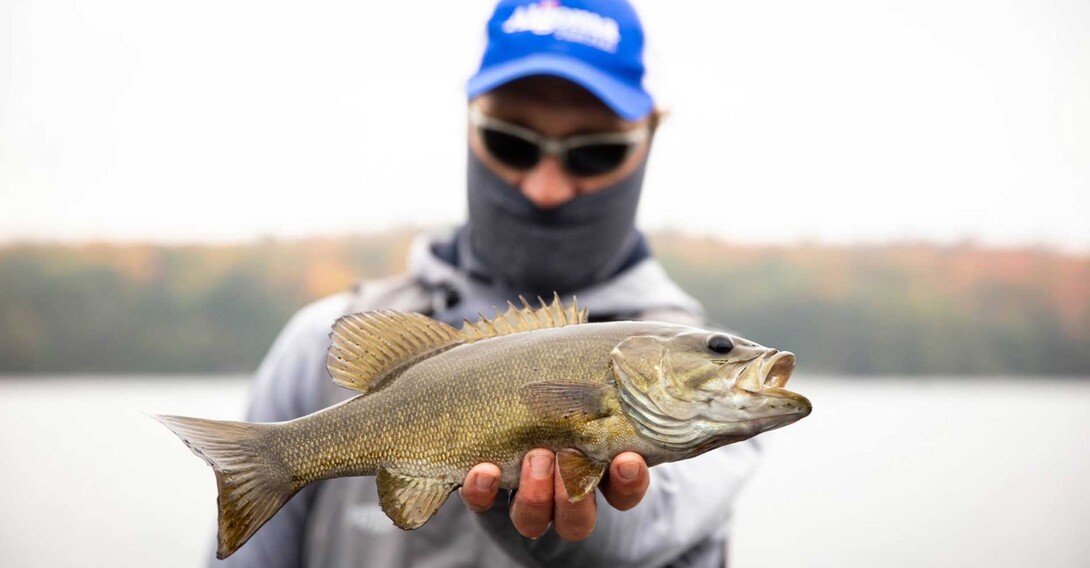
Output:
[732,350,811,424]
[736,351,796,392]
[763,351,796,388]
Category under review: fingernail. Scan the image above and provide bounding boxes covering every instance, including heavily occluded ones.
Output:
[475,472,498,491]
[530,453,553,478]
[619,461,640,481]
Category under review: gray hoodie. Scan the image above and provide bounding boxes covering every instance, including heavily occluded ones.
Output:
[209,234,760,568]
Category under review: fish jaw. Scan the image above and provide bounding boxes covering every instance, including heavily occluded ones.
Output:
[722,387,812,435]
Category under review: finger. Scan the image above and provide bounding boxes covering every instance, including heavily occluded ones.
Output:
[552,459,598,541]
[510,449,555,538]
[459,462,501,513]
[601,452,649,511]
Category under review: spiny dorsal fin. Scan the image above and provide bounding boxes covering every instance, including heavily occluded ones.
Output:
[460,293,589,342]
[327,311,463,393]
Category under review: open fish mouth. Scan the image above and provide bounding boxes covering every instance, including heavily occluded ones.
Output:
[736,351,796,392]
[763,351,796,388]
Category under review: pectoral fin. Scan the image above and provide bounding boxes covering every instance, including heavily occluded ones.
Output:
[520,382,614,422]
[556,449,608,503]
[375,468,457,530]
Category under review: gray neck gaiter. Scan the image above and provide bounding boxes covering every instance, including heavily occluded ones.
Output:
[464,149,646,297]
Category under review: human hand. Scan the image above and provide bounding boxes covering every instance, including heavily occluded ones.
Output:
[459,449,650,540]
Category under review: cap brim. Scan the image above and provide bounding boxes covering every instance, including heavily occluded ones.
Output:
[466,53,653,121]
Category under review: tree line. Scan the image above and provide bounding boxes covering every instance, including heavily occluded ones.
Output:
[1,232,1086,375]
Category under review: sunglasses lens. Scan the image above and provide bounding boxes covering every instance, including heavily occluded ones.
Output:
[480,127,540,170]
[565,143,631,177]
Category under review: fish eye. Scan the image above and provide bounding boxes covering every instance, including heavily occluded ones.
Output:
[705,333,734,355]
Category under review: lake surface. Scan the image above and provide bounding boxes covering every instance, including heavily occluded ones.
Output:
[1,375,1087,567]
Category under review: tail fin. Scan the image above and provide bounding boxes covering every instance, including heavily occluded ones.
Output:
[153,414,298,559]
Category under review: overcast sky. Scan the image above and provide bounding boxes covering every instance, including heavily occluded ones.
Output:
[2,0,1087,250]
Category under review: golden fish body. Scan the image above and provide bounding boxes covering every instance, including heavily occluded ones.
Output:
[278,323,652,486]
[156,297,811,558]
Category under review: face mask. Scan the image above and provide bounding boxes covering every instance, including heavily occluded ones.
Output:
[463,148,646,297]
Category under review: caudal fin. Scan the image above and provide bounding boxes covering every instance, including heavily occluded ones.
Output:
[154,414,298,559]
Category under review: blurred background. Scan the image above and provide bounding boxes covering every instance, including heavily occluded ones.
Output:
[1,0,1087,566]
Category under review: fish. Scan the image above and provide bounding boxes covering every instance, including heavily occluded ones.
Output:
[154,295,812,559]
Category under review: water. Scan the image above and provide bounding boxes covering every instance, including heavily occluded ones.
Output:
[1,375,1087,567]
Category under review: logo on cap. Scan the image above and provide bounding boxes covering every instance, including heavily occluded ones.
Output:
[501,0,621,53]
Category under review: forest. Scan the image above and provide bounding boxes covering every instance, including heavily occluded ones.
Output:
[1,231,1086,375]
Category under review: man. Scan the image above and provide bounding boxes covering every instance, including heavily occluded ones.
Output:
[214,0,759,566]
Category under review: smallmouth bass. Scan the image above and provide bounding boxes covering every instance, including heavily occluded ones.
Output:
[155,296,812,558]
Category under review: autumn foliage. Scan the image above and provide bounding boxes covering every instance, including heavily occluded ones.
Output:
[1,232,1086,375]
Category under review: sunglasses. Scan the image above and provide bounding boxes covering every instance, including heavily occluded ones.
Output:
[470,108,651,178]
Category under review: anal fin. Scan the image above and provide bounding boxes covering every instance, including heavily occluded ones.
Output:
[556,449,608,503]
[375,468,457,530]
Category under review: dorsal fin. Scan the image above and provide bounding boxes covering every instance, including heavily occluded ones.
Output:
[327,311,463,393]
[460,293,589,342]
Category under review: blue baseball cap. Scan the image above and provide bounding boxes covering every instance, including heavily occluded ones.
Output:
[466,0,652,121]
